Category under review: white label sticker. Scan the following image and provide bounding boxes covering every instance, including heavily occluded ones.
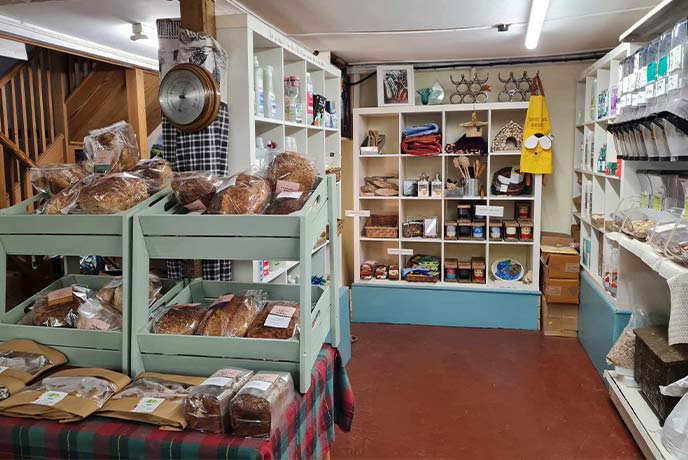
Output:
[34,390,68,406]
[645,83,654,99]
[655,78,666,96]
[277,191,303,199]
[256,373,279,383]
[243,381,272,392]
[345,210,370,217]
[565,263,580,273]
[264,314,292,329]
[0,366,7,374]
[276,180,300,193]
[499,184,508,192]
[669,45,683,72]
[667,74,680,92]
[271,305,296,318]
[201,376,232,387]
[474,205,504,217]
[387,248,414,255]
[132,397,165,413]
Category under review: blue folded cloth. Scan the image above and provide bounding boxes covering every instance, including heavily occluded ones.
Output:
[402,123,440,139]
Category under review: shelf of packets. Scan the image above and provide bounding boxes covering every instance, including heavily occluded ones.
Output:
[129,174,341,393]
[0,339,299,437]
[0,121,174,373]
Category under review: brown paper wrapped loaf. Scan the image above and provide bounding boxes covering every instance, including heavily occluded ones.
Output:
[267,152,316,192]
[207,174,270,215]
[246,301,300,339]
[130,158,173,192]
[77,173,149,214]
[171,172,217,208]
[197,295,259,337]
[30,163,87,196]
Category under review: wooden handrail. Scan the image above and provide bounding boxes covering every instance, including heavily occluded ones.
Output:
[0,132,37,169]
[0,60,25,88]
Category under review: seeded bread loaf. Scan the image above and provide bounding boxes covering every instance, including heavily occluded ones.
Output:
[207,174,270,215]
[77,174,149,214]
[267,152,316,192]
[153,304,208,335]
[197,295,259,337]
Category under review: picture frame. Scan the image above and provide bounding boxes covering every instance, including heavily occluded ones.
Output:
[377,65,415,107]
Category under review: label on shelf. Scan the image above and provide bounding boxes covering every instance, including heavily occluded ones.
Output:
[388,248,413,256]
[669,45,683,72]
[655,78,666,96]
[345,210,370,217]
[667,74,680,92]
[474,205,504,217]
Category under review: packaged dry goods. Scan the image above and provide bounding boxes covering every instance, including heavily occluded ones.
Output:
[264,190,313,215]
[666,222,688,266]
[0,340,67,401]
[77,173,149,214]
[152,303,209,335]
[620,207,678,241]
[98,373,205,431]
[83,121,140,174]
[171,171,219,213]
[0,368,130,422]
[606,308,666,370]
[185,368,254,434]
[230,371,296,437]
[197,291,266,337]
[96,274,162,313]
[246,301,300,339]
[207,173,271,215]
[267,152,317,193]
[647,212,683,254]
[129,157,173,192]
[30,163,87,196]
[31,284,93,328]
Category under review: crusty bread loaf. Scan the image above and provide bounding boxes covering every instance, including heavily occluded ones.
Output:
[77,174,149,214]
[246,301,300,339]
[130,158,172,192]
[30,164,87,196]
[230,372,295,437]
[39,181,84,215]
[264,191,312,215]
[153,304,208,335]
[197,295,259,337]
[171,172,217,208]
[207,174,270,215]
[267,152,316,192]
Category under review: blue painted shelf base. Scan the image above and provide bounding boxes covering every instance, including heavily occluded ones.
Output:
[351,284,540,330]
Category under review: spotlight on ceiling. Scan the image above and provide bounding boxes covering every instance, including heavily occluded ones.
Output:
[130,23,148,41]
[496,24,510,32]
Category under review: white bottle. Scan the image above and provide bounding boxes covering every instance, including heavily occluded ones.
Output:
[254,56,264,117]
[264,65,277,119]
[255,137,265,168]
[306,72,314,125]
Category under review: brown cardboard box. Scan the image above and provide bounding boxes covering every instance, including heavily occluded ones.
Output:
[542,297,578,337]
[541,244,580,280]
[541,231,575,248]
[543,278,580,304]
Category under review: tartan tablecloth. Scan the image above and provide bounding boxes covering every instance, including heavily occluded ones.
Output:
[0,346,354,460]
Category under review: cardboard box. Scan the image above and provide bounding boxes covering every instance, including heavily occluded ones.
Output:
[542,297,578,337]
[543,277,580,304]
[541,231,575,248]
[541,244,580,280]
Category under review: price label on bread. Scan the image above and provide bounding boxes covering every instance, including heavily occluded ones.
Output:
[184,199,207,213]
[276,191,303,199]
[276,180,301,193]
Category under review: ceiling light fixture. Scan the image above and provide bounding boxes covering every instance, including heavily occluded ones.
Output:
[130,23,148,41]
[525,0,550,50]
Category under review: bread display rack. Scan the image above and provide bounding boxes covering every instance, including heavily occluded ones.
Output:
[130,176,341,393]
[0,189,172,374]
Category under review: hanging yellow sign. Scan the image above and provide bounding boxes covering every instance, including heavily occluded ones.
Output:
[520,91,553,174]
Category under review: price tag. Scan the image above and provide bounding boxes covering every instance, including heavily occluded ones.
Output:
[345,210,370,217]
[669,45,683,72]
[264,314,292,328]
[474,205,504,217]
[276,180,300,193]
[387,248,413,256]
[201,376,232,387]
[277,191,303,199]
[645,83,654,100]
[243,381,272,392]
[655,78,666,96]
[132,397,165,413]
[34,391,67,406]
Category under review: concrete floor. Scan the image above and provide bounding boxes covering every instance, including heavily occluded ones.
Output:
[331,323,641,460]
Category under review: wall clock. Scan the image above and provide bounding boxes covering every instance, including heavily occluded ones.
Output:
[159,63,220,132]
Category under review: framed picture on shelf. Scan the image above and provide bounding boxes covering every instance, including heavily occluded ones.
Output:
[377,65,414,107]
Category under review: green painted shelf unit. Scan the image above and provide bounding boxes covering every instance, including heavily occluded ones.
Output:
[0,190,170,374]
[130,176,341,393]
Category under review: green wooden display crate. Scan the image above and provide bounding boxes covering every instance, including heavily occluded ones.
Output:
[131,176,341,392]
[0,190,169,373]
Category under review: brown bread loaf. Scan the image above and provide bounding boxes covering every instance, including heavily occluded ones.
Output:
[230,372,296,437]
[207,174,271,215]
[77,173,149,214]
[246,301,300,339]
[197,295,259,337]
[267,152,316,192]
[153,304,208,335]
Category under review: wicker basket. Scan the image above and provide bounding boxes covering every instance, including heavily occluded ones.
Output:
[404,272,439,283]
[364,215,398,238]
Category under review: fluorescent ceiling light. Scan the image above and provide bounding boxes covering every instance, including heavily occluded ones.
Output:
[525,0,550,50]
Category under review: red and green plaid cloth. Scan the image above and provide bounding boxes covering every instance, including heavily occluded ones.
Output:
[0,346,354,460]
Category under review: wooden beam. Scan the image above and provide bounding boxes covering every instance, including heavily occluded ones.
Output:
[125,68,148,158]
[180,0,216,37]
[49,51,71,162]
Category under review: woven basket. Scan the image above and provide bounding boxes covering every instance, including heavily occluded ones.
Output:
[404,272,439,283]
[364,215,398,238]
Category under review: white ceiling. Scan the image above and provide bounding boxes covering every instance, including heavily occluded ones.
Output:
[0,0,662,66]
[233,0,662,64]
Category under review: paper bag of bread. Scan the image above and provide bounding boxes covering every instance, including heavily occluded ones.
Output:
[246,301,300,339]
[171,171,220,213]
[29,284,95,328]
[152,303,209,335]
[230,371,297,437]
[98,372,205,431]
[185,368,254,434]
[96,274,162,313]
[196,290,266,337]
[77,173,149,214]
[30,163,87,196]
[0,368,130,422]
[83,121,140,174]
[207,173,271,215]
[264,190,313,215]
[0,340,67,401]
[130,157,173,192]
[267,152,316,193]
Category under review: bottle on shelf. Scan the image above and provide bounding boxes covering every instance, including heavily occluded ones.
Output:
[264,65,277,119]
[255,137,266,169]
[254,56,264,117]
[306,72,314,125]
[284,76,303,123]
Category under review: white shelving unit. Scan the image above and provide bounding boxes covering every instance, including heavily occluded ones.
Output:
[353,102,542,292]
[216,14,341,284]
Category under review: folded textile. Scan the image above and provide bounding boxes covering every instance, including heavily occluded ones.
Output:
[402,123,439,139]
[401,133,442,156]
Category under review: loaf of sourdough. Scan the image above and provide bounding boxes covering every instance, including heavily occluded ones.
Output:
[153,304,208,335]
[207,174,270,215]
[267,152,316,192]
[130,158,173,192]
[197,295,259,337]
[30,163,87,196]
[264,191,312,215]
[246,301,300,339]
[77,173,149,214]
[38,180,84,214]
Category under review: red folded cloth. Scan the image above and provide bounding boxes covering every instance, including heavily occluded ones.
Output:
[401,134,442,156]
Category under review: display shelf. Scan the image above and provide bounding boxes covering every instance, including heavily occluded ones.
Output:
[605,370,679,460]
[488,195,535,201]
[620,0,686,42]
[355,278,539,293]
[489,151,522,156]
[131,176,340,393]
[359,196,399,200]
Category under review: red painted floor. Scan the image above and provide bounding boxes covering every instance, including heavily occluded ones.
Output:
[331,323,641,460]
